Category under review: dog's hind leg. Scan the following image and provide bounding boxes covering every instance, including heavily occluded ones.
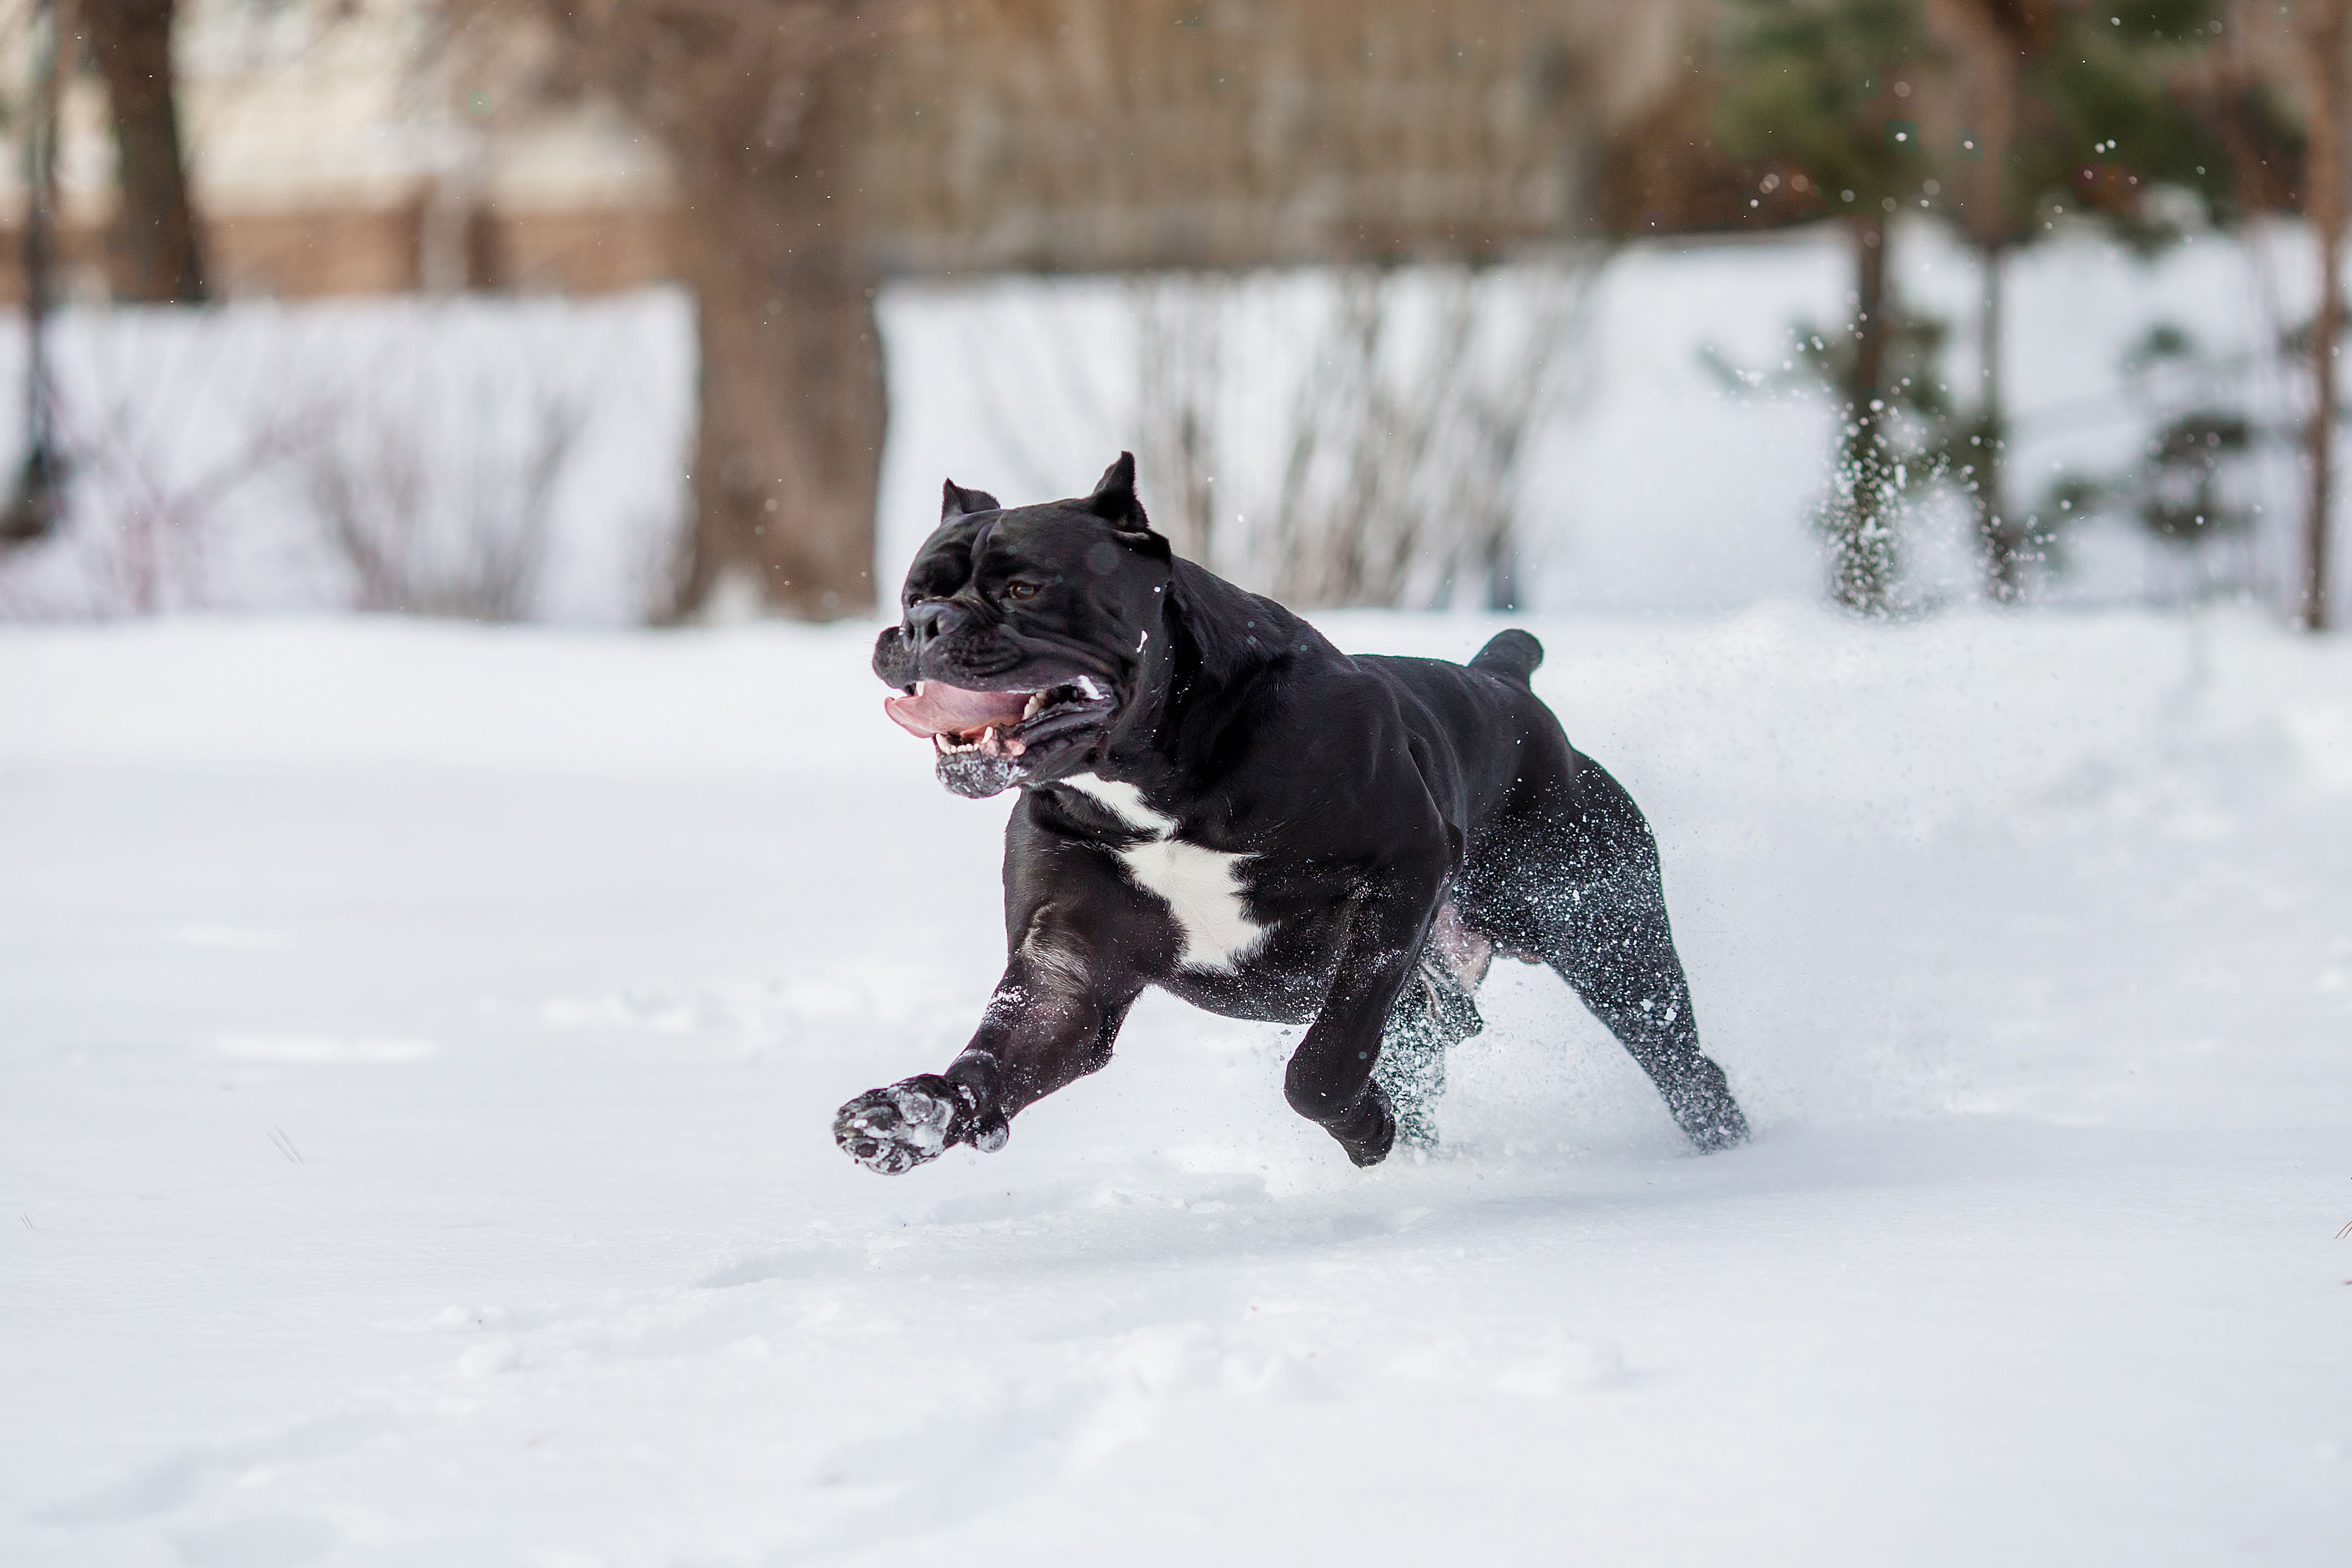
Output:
[1477,756,1749,1152]
[1374,901,1491,1151]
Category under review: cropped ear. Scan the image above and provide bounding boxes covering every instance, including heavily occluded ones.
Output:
[941,478,1001,519]
[1083,452,1142,525]
[1080,452,1170,559]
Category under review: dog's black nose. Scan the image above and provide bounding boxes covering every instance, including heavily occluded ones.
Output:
[905,598,975,646]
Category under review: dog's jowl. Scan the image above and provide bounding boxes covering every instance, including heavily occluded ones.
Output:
[834,454,1749,1173]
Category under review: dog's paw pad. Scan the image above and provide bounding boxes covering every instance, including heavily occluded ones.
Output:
[834,1081,960,1174]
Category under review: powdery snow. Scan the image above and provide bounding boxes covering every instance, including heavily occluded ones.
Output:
[3,607,2349,1565]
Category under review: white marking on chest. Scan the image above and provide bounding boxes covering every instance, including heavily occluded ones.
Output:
[1062,773,1267,973]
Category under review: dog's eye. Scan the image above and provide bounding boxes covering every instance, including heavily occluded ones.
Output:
[1004,580,1042,601]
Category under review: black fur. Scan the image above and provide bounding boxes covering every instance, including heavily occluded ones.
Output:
[835,455,1748,1173]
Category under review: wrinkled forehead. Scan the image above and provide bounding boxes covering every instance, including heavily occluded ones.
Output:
[902,507,1094,597]
[901,514,988,598]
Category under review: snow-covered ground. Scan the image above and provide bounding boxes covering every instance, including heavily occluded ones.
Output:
[4,606,2349,1565]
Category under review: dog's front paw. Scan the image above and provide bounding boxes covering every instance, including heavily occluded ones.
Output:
[833,1075,1004,1174]
[834,1078,961,1174]
[1332,1082,1399,1169]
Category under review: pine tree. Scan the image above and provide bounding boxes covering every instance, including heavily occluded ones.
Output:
[1716,0,1935,614]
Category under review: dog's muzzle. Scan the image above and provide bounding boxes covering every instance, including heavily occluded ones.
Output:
[880,675,1118,798]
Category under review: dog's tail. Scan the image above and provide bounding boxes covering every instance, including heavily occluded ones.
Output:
[1470,628,1543,686]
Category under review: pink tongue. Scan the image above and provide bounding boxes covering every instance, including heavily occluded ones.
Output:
[883,681,1030,738]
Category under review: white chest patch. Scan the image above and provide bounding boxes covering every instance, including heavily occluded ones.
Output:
[1061,773,1267,973]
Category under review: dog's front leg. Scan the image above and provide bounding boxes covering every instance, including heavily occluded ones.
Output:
[1286,855,1449,1168]
[834,929,1140,1176]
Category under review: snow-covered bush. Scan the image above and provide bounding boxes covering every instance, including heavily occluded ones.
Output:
[0,289,693,623]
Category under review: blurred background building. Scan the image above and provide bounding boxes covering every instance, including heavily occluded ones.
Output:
[3,1,1723,299]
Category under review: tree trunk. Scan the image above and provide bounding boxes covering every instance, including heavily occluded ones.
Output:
[1922,1,2031,603]
[1830,214,1897,615]
[3,0,69,547]
[1975,245,2020,603]
[2303,1,2349,633]
[82,0,207,305]
[666,63,883,622]
[2309,225,2340,632]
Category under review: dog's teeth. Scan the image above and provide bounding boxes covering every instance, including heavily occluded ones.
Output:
[1077,676,1104,701]
[1023,691,1044,720]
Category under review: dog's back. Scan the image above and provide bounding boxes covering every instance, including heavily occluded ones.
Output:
[1348,629,1574,837]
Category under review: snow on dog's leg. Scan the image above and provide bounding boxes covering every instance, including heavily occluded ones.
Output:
[1375,949,1485,1152]
[833,1075,985,1176]
[1376,900,1493,1150]
[1374,984,1449,1153]
[1533,757,1749,1152]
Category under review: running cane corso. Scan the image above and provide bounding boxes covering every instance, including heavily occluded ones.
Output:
[834,455,1748,1172]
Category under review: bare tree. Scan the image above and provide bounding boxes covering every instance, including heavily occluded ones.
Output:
[1923,0,2033,604]
[5,387,331,618]
[2295,0,2349,632]
[3,0,71,548]
[1250,261,1595,610]
[78,0,209,304]
[440,1,901,622]
[2185,1,2347,629]
[307,393,582,621]
[1134,275,1226,569]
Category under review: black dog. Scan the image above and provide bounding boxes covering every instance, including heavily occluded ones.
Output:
[834,455,1748,1173]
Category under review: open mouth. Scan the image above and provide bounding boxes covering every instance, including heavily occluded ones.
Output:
[883,675,1116,782]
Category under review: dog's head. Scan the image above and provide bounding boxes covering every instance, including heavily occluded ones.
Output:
[874,453,1173,799]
